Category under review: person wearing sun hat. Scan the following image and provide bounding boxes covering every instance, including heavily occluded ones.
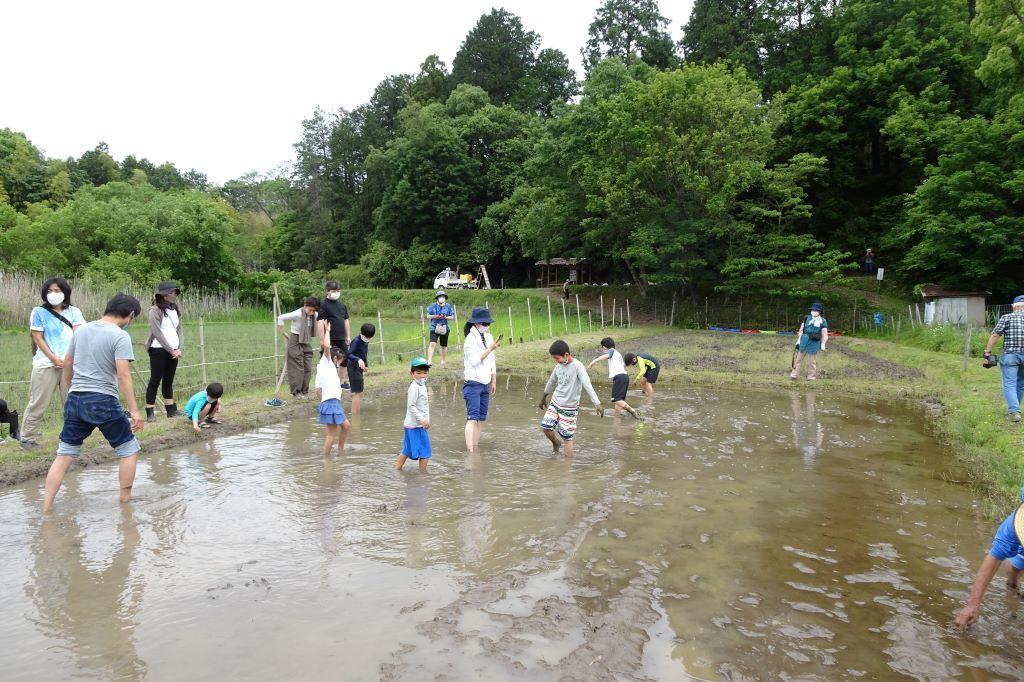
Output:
[956,483,1024,628]
[426,290,455,367]
[983,295,1024,422]
[462,307,500,453]
[790,302,828,380]
[395,356,432,472]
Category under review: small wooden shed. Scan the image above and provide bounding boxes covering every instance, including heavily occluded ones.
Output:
[535,258,592,288]
[920,285,988,326]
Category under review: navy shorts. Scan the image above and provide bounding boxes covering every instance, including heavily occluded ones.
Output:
[463,380,490,421]
[643,366,660,383]
[611,374,629,402]
[58,391,140,458]
[347,363,365,393]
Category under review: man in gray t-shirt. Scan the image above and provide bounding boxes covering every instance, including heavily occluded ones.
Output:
[43,294,145,511]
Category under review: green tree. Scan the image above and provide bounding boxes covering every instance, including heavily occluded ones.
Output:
[583,0,677,71]
[452,9,539,105]
[411,54,453,103]
[82,251,172,286]
[517,48,580,116]
[0,129,49,208]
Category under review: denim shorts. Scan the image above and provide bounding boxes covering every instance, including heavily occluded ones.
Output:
[463,380,490,421]
[58,391,140,458]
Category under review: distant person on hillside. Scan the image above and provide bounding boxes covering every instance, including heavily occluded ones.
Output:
[21,276,86,448]
[790,302,828,380]
[318,280,351,390]
[862,249,877,276]
[184,382,224,434]
[539,340,603,458]
[983,295,1024,423]
[426,290,454,367]
[316,328,350,457]
[955,484,1024,628]
[624,352,660,400]
[346,322,375,415]
[587,337,640,419]
[278,296,319,399]
[562,279,571,300]
[145,281,183,422]
[463,307,500,454]
[43,293,144,511]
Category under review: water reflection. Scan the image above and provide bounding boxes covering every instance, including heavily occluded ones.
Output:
[28,508,145,681]
[790,391,825,467]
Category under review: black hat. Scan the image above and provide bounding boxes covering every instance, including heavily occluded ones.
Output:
[468,307,494,324]
[156,281,180,295]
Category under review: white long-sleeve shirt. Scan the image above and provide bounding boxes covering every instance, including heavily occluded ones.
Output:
[404,381,429,428]
[463,328,497,384]
[277,308,315,336]
[544,358,601,408]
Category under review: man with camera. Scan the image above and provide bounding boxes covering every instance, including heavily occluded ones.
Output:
[983,295,1024,423]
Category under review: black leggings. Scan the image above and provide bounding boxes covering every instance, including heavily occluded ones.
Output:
[1,409,19,440]
[147,347,179,404]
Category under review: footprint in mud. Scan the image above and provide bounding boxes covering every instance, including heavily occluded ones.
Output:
[399,601,427,615]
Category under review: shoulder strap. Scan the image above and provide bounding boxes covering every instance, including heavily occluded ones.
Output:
[45,307,74,329]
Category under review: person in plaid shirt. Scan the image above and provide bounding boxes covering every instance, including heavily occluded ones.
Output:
[985,295,1024,422]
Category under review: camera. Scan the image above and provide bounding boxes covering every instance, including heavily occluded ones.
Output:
[982,353,999,368]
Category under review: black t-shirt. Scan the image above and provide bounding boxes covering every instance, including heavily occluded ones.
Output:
[318,298,349,344]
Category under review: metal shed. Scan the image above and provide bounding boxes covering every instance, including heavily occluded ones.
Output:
[920,285,989,326]
[535,258,592,288]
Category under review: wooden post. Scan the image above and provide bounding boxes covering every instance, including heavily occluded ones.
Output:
[669,291,677,327]
[199,317,208,384]
[588,310,593,331]
[420,306,428,354]
[611,298,616,328]
[626,299,631,328]
[527,298,535,341]
[272,284,280,380]
[908,304,915,329]
[575,294,582,334]
[704,297,709,327]
[654,300,658,322]
[508,306,514,345]
[896,315,901,343]
[852,300,858,335]
[377,310,386,364]
[453,306,462,350]
[600,295,604,328]
[547,296,553,338]
[561,297,568,333]
[739,299,743,329]
[962,322,973,371]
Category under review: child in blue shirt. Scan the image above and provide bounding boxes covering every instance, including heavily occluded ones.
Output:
[346,323,376,415]
[956,484,1024,628]
[184,383,224,434]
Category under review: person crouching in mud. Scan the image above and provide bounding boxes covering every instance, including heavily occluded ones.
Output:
[956,484,1024,629]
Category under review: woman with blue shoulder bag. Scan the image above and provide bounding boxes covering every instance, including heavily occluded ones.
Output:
[790,302,828,380]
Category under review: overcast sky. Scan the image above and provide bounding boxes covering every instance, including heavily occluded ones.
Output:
[4,0,695,183]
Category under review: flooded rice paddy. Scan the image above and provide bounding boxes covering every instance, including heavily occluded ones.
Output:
[0,377,1022,681]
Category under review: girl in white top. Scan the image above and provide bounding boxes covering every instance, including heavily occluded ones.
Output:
[145,281,184,421]
[314,324,349,457]
[587,337,640,419]
[462,307,501,453]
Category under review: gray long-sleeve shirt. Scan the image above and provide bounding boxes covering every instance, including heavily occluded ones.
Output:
[404,381,429,428]
[544,358,601,408]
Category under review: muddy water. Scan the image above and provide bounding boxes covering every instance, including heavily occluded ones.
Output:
[1,379,1022,681]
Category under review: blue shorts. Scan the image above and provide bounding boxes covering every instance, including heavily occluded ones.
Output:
[401,427,432,459]
[1012,553,1024,571]
[463,380,490,421]
[58,391,140,458]
[318,398,347,425]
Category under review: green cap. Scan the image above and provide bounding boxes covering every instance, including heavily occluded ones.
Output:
[410,356,431,369]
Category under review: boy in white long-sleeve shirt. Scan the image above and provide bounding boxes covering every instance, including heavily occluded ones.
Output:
[396,356,432,472]
[539,340,604,458]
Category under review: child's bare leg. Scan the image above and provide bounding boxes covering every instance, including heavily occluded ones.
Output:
[563,439,574,458]
[351,392,362,415]
[427,341,437,365]
[395,454,408,470]
[440,346,447,365]
[465,420,476,452]
[418,458,427,472]
[119,454,138,503]
[337,421,350,451]
[1005,563,1021,591]
[473,421,483,448]
[642,380,654,399]
[617,400,639,418]
[543,428,561,452]
[43,455,75,511]
[322,424,337,457]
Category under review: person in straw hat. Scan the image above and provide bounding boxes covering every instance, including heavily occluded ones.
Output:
[955,484,1024,628]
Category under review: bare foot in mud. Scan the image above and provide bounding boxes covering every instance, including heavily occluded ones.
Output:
[551,437,562,453]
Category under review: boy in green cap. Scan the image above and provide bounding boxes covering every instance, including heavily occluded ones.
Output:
[396,356,431,472]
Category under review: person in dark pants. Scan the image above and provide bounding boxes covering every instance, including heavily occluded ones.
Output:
[145,282,183,422]
[346,322,375,415]
[0,399,21,442]
[278,297,320,399]
[318,280,351,389]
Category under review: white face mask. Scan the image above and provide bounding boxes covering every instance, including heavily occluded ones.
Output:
[46,291,65,306]
[327,292,341,301]
[437,298,446,305]
[811,311,821,318]
[415,378,426,386]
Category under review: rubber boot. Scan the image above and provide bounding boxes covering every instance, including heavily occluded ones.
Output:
[145,407,156,423]
[165,403,179,418]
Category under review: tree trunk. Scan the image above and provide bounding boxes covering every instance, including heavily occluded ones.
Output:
[624,260,648,296]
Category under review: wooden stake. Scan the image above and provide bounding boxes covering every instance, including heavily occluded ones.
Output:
[508,306,514,345]
[527,298,535,341]
[575,294,582,334]
[600,295,604,328]
[272,284,280,380]
[377,310,385,364]
[199,317,208,384]
[669,291,677,327]
[962,322,973,371]
[547,297,553,338]
[561,297,568,333]
[420,306,428,354]
[626,299,631,328]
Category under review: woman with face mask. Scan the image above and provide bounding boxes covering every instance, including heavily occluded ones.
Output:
[145,282,184,421]
[462,307,501,453]
[426,290,454,366]
[790,302,829,380]
[20,276,86,447]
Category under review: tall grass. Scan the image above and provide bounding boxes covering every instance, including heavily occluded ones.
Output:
[0,271,256,328]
